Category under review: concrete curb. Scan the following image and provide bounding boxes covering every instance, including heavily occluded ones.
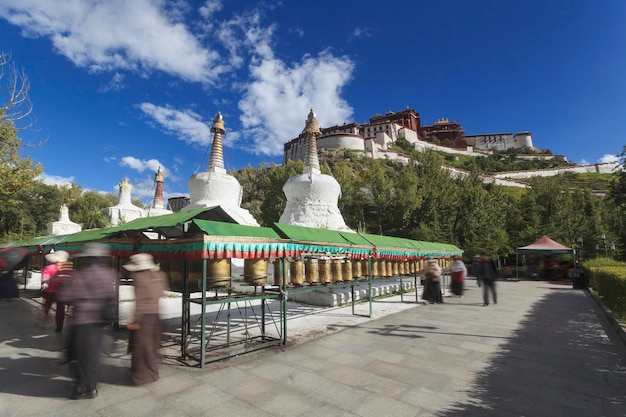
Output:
[588,288,626,346]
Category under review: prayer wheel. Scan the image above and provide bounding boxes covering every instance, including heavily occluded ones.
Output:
[290,260,304,286]
[342,260,353,282]
[319,259,332,283]
[399,261,405,276]
[360,260,369,277]
[194,258,231,288]
[243,258,268,285]
[351,259,362,279]
[305,259,319,283]
[273,259,288,286]
[377,259,386,277]
[371,259,379,277]
[392,261,399,276]
[409,260,416,274]
[331,259,343,282]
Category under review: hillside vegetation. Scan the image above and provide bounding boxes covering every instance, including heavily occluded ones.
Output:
[233,149,624,262]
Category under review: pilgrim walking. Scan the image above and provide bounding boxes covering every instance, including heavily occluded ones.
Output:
[420,257,444,304]
[57,243,117,400]
[40,250,72,332]
[123,253,169,386]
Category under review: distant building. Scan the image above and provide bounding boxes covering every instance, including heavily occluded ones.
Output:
[463,131,533,152]
[283,107,535,163]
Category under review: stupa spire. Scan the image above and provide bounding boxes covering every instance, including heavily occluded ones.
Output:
[152,167,164,209]
[207,112,226,173]
[302,108,321,175]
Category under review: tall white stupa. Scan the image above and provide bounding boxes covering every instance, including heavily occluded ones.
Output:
[47,205,82,235]
[279,109,352,231]
[182,112,259,226]
[146,167,173,217]
[103,178,146,226]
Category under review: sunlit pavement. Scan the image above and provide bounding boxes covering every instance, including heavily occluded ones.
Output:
[1,279,625,417]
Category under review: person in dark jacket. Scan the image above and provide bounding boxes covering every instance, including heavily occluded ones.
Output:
[480,253,499,306]
[57,243,117,400]
[0,247,26,300]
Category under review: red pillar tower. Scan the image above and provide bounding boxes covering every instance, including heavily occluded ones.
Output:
[152,167,164,209]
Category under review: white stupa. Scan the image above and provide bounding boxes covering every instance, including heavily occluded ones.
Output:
[47,205,82,235]
[103,178,146,226]
[279,109,352,231]
[182,112,259,226]
[146,167,173,217]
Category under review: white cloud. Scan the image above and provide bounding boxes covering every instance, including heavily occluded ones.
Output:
[37,173,76,186]
[199,0,223,19]
[238,50,355,156]
[0,0,224,83]
[349,27,373,41]
[119,156,180,181]
[138,103,212,148]
[598,154,618,164]
[99,72,125,92]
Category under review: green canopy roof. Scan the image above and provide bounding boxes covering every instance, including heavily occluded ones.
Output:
[192,219,281,239]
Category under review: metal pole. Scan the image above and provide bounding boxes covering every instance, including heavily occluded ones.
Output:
[200,258,207,367]
[368,257,372,318]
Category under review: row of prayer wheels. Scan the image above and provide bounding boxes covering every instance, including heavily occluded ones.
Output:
[162,257,436,289]
[272,258,422,286]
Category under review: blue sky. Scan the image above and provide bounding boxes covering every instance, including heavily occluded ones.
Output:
[1,0,624,206]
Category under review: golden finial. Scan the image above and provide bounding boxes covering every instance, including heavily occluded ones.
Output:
[302,108,320,135]
[154,166,164,183]
[211,111,225,134]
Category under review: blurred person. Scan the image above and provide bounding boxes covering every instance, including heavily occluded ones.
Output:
[480,253,499,306]
[419,257,443,304]
[123,253,169,386]
[445,256,467,297]
[0,247,27,300]
[40,250,72,332]
[57,243,117,400]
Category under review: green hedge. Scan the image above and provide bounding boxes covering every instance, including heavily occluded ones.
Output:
[583,259,626,323]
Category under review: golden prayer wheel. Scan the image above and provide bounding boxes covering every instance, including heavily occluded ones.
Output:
[331,259,343,282]
[377,259,386,277]
[399,261,405,276]
[351,259,362,279]
[392,261,399,276]
[319,259,332,283]
[371,259,379,277]
[243,258,268,286]
[361,259,369,277]
[305,259,319,283]
[194,258,231,288]
[290,260,304,286]
[273,259,288,286]
[342,260,353,282]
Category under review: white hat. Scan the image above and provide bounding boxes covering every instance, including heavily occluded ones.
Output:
[427,257,437,263]
[45,250,69,263]
[123,253,158,272]
[75,242,111,257]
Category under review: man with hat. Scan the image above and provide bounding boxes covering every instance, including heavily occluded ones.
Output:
[40,250,72,332]
[57,242,117,400]
[123,253,169,385]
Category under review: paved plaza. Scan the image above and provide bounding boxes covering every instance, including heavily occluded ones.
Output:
[1,279,625,417]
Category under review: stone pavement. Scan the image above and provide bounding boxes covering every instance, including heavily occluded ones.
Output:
[1,279,626,417]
